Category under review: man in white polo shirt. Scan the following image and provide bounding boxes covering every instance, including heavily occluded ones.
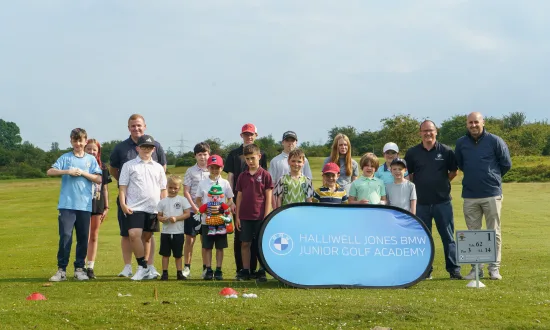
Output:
[119,135,167,280]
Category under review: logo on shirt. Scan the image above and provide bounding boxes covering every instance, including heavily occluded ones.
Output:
[435,153,444,161]
[257,176,263,183]
[269,233,294,256]
[174,202,182,209]
[86,160,91,168]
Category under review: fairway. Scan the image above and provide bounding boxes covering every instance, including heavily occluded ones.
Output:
[1,158,550,329]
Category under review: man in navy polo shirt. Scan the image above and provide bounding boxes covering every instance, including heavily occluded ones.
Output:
[110,114,167,278]
[405,120,462,280]
[455,112,511,281]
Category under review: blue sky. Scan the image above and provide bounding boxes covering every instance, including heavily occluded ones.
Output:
[1,1,549,152]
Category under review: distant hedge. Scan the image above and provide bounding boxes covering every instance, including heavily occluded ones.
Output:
[503,165,550,183]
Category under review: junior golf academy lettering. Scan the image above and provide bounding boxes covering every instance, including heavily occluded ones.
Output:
[259,203,434,288]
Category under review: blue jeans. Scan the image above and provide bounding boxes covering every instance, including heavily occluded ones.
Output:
[416,201,460,274]
[57,209,91,271]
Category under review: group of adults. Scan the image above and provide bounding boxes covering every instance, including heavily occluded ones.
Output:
[108,111,511,281]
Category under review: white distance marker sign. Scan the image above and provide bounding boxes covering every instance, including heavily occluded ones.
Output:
[456,230,497,263]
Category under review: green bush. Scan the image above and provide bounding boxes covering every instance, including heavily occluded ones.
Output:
[503,165,550,183]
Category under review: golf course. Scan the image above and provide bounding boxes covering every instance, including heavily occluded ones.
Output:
[1,157,549,329]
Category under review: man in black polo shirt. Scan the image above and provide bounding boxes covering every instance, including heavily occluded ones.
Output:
[224,123,267,278]
[109,114,167,278]
[404,120,462,280]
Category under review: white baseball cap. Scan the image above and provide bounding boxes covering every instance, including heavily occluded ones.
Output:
[383,142,399,153]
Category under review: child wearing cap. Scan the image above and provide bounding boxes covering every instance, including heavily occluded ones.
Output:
[224,123,267,278]
[313,162,349,204]
[385,158,417,213]
[195,155,234,280]
[47,128,102,282]
[118,134,168,281]
[273,149,314,208]
[269,130,313,183]
[182,142,210,279]
[349,153,387,205]
[157,175,191,280]
[375,142,409,185]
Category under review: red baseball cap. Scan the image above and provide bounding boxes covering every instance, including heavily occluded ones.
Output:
[207,155,224,167]
[241,123,257,134]
[322,162,340,174]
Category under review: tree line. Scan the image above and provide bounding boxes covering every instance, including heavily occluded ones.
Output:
[1,112,549,179]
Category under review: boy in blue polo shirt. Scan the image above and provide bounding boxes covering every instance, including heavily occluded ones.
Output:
[375,142,409,184]
[349,153,386,205]
[47,128,102,281]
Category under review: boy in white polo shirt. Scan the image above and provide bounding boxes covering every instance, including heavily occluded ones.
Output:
[195,155,234,280]
[119,135,168,281]
[269,131,313,183]
[183,142,210,278]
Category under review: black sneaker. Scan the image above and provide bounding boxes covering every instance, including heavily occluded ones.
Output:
[86,268,96,279]
[450,271,463,280]
[204,269,214,280]
[235,269,250,281]
[176,272,186,281]
[249,270,257,279]
[160,273,168,281]
[256,269,267,283]
[214,270,223,281]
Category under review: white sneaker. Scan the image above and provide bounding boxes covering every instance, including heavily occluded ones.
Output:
[182,266,191,279]
[464,268,484,280]
[118,265,133,277]
[489,269,502,280]
[148,265,160,279]
[49,268,67,282]
[201,269,207,279]
[74,268,89,281]
[131,266,150,281]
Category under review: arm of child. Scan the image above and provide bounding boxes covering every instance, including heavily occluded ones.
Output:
[235,191,242,231]
[157,211,168,223]
[81,171,102,184]
[184,185,198,213]
[410,199,417,215]
[265,189,273,217]
[118,186,133,215]
[276,194,283,208]
[175,209,190,222]
[160,189,167,200]
[101,183,109,221]
[47,168,78,177]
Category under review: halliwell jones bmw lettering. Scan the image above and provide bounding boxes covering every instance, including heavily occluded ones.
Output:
[259,203,434,288]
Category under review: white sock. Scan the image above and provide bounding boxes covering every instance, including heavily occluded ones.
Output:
[87,261,95,269]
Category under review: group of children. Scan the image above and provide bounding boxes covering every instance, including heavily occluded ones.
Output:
[48,124,417,282]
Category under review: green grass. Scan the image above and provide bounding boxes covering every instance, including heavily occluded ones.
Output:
[1,158,550,329]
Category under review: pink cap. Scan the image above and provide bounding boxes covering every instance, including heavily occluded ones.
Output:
[207,155,224,167]
[241,123,257,134]
[322,162,340,174]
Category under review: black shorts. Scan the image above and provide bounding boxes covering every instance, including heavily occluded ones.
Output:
[184,213,201,236]
[201,225,228,249]
[117,200,129,237]
[126,212,159,232]
[159,233,184,258]
[240,219,264,243]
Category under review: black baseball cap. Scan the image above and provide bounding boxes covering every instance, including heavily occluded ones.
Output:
[390,158,407,168]
[137,135,156,147]
[282,131,298,141]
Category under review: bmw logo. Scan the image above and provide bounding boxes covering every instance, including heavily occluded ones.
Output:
[269,233,293,256]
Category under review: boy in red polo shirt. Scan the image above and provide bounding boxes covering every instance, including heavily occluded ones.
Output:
[235,144,273,282]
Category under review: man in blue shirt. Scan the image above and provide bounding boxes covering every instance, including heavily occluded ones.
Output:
[455,112,512,281]
[405,120,462,280]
